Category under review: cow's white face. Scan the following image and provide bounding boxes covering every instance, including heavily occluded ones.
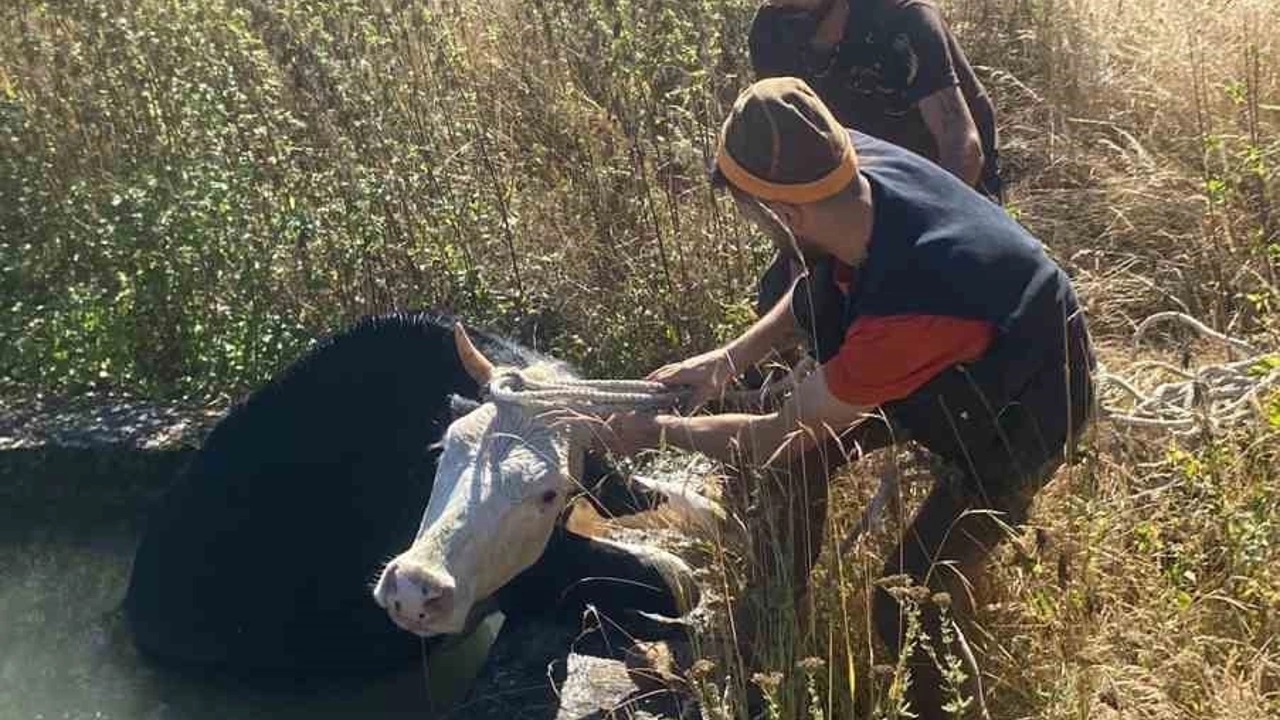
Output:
[371,327,583,637]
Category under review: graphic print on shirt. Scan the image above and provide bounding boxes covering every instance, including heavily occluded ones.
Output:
[823,26,922,119]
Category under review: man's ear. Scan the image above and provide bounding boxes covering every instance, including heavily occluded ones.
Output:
[766,200,805,233]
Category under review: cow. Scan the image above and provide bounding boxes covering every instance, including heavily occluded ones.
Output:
[122,310,709,681]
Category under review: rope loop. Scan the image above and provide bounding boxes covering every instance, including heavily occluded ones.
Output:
[1096,312,1279,436]
[486,368,695,415]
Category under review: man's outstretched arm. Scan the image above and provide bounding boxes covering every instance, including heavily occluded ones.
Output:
[645,283,806,407]
[608,363,872,469]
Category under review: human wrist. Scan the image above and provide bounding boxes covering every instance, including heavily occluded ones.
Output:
[655,414,682,435]
[654,415,692,450]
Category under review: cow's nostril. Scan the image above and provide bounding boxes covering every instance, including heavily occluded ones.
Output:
[414,590,452,621]
[385,565,456,625]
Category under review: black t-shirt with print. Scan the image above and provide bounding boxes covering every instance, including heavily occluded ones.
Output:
[749,0,1000,197]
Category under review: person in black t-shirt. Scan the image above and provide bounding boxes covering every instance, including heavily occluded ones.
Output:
[748,0,1002,202]
[746,0,1005,331]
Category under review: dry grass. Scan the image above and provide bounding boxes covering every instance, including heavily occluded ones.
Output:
[3,0,1280,717]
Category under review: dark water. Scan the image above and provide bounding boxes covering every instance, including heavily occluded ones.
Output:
[0,446,503,720]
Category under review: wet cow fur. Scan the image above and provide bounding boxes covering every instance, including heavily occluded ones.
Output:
[122,310,696,681]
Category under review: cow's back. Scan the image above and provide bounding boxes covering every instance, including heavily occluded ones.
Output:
[123,311,548,677]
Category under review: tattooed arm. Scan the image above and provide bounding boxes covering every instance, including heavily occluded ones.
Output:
[895,3,986,188]
[919,84,984,187]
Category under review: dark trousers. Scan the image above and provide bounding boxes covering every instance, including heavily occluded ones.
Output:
[736,384,1090,719]
[737,280,1094,719]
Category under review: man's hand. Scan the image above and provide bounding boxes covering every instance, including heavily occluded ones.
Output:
[601,410,663,460]
[646,348,738,409]
[546,407,661,461]
[645,283,804,411]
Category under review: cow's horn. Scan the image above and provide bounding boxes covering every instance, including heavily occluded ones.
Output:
[454,322,495,385]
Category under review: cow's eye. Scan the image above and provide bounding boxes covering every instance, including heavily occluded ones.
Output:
[539,489,559,505]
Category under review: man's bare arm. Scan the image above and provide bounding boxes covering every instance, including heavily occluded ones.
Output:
[647,363,872,467]
[919,85,984,188]
[644,282,806,406]
[724,282,806,371]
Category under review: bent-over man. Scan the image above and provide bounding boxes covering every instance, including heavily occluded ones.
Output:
[596,77,1094,720]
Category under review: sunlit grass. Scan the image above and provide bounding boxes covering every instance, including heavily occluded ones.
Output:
[2,0,1279,717]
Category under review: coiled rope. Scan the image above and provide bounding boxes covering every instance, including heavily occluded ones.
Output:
[1095,311,1280,436]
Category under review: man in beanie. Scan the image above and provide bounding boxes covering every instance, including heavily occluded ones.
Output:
[595,77,1095,719]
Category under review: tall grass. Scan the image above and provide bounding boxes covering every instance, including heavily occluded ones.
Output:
[0,0,764,401]
[2,0,1279,717]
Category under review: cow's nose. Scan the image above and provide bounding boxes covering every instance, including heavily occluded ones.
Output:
[375,561,456,625]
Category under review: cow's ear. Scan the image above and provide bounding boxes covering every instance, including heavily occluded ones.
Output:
[448,394,482,421]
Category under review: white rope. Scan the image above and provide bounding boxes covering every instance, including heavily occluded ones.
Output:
[1094,311,1280,436]
[485,355,818,416]
[486,370,694,414]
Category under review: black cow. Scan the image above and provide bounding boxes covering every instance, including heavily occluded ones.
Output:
[122,310,696,680]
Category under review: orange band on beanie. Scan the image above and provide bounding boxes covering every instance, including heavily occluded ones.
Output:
[716,141,857,204]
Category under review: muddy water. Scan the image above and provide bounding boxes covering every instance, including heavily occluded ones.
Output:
[0,446,502,720]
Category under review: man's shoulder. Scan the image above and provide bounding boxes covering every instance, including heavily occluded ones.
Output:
[850,129,1029,242]
[871,0,960,52]
[850,127,905,154]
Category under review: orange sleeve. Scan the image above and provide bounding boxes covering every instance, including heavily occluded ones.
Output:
[822,314,996,407]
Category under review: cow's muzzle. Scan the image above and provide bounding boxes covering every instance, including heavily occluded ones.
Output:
[372,561,462,636]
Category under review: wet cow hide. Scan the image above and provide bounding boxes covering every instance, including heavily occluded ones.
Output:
[122,310,693,681]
